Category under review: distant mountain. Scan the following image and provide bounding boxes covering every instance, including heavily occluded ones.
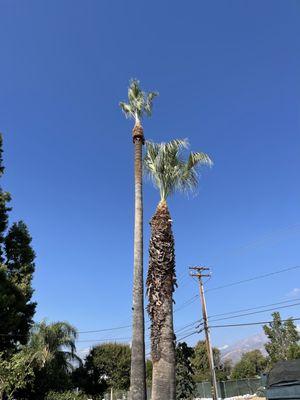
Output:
[220,332,267,364]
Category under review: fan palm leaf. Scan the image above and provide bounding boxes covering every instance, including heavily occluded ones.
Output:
[119,79,158,125]
[144,139,212,200]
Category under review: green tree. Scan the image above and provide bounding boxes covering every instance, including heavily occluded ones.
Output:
[144,140,212,400]
[176,342,195,400]
[83,343,131,394]
[120,79,158,400]
[0,350,35,400]
[4,222,36,345]
[231,350,267,379]
[0,134,11,263]
[263,312,300,366]
[192,341,230,382]
[0,268,34,354]
[5,221,35,296]
[0,135,36,354]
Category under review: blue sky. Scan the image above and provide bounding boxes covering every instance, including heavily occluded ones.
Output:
[0,0,299,354]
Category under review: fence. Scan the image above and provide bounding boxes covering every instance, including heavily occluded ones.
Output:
[103,388,151,400]
[195,377,264,398]
[104,377,264,399]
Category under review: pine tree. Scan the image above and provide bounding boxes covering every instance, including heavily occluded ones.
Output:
[0,268,34,353]
[0,134,36,353]
[0,134,11,263]
[5,221,36,302]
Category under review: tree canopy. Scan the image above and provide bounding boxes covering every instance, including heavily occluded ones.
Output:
[176,342,195,400]
[191,340,231,382]
[263,312,300,366]
[231,350,267,379]
[83,343,131,394]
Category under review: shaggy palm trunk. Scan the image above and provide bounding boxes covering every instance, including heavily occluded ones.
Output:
[147,200,176,400]
[130,124,147,400]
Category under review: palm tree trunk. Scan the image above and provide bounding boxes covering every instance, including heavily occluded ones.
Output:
[130,126,147,400]
[147,200,176,400]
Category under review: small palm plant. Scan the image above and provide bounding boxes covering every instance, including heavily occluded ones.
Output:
[119,80,158,400]
[144,139,212,400]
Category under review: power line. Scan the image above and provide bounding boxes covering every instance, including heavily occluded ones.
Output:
[79,266,300,336]
[76,336,131,343]
[208,297,300,319]
[210,317,300,329]
[206,266,300,293]
[208,301,300,323]
[173,295,199,312]
[176,330,200,342]
[175,319,201,334]
[78,324,131,334]
[172,265,300,313]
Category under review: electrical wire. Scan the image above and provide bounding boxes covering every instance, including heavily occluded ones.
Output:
[206,266,300,293]
[208,297,300,318]
[210,317,300,329]
[172,265,300,313]
[208,301,300,323]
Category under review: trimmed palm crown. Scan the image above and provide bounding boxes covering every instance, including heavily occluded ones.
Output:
[119,79,158,127]
[144,138,213,200]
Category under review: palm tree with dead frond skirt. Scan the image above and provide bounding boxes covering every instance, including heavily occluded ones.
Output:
[120,80,158,400]
[144,139,212,400]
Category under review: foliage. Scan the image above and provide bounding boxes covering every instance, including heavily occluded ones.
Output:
[192,340,231,382]
[0,135,36,354]
[146,359,153,384]
[46,390,90,400]
[119,79,158,125]
[231,350,267,379]
[0,268,34,354]
[21,321,80,399]
[0,350,34,400]
[5,221,36,299]
[81,343,131,394]
[263,312,300,366]
[176,342,195,400]
[0,134,11,264]
[72,364,106,398]
[144,139,212,201]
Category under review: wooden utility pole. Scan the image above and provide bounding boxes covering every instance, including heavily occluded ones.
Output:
[189,266,219,400]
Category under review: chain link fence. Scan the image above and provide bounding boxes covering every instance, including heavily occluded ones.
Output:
[103,378,264,399]
[195,377,264,398]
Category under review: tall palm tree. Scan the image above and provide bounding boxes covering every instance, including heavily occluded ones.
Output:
[120,80,158,400]
[144,139,212,400]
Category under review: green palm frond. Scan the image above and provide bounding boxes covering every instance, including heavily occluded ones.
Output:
[27,321,78,370]
[119,102,133,119]
[144,139,212,200]
[119,79,158,123]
